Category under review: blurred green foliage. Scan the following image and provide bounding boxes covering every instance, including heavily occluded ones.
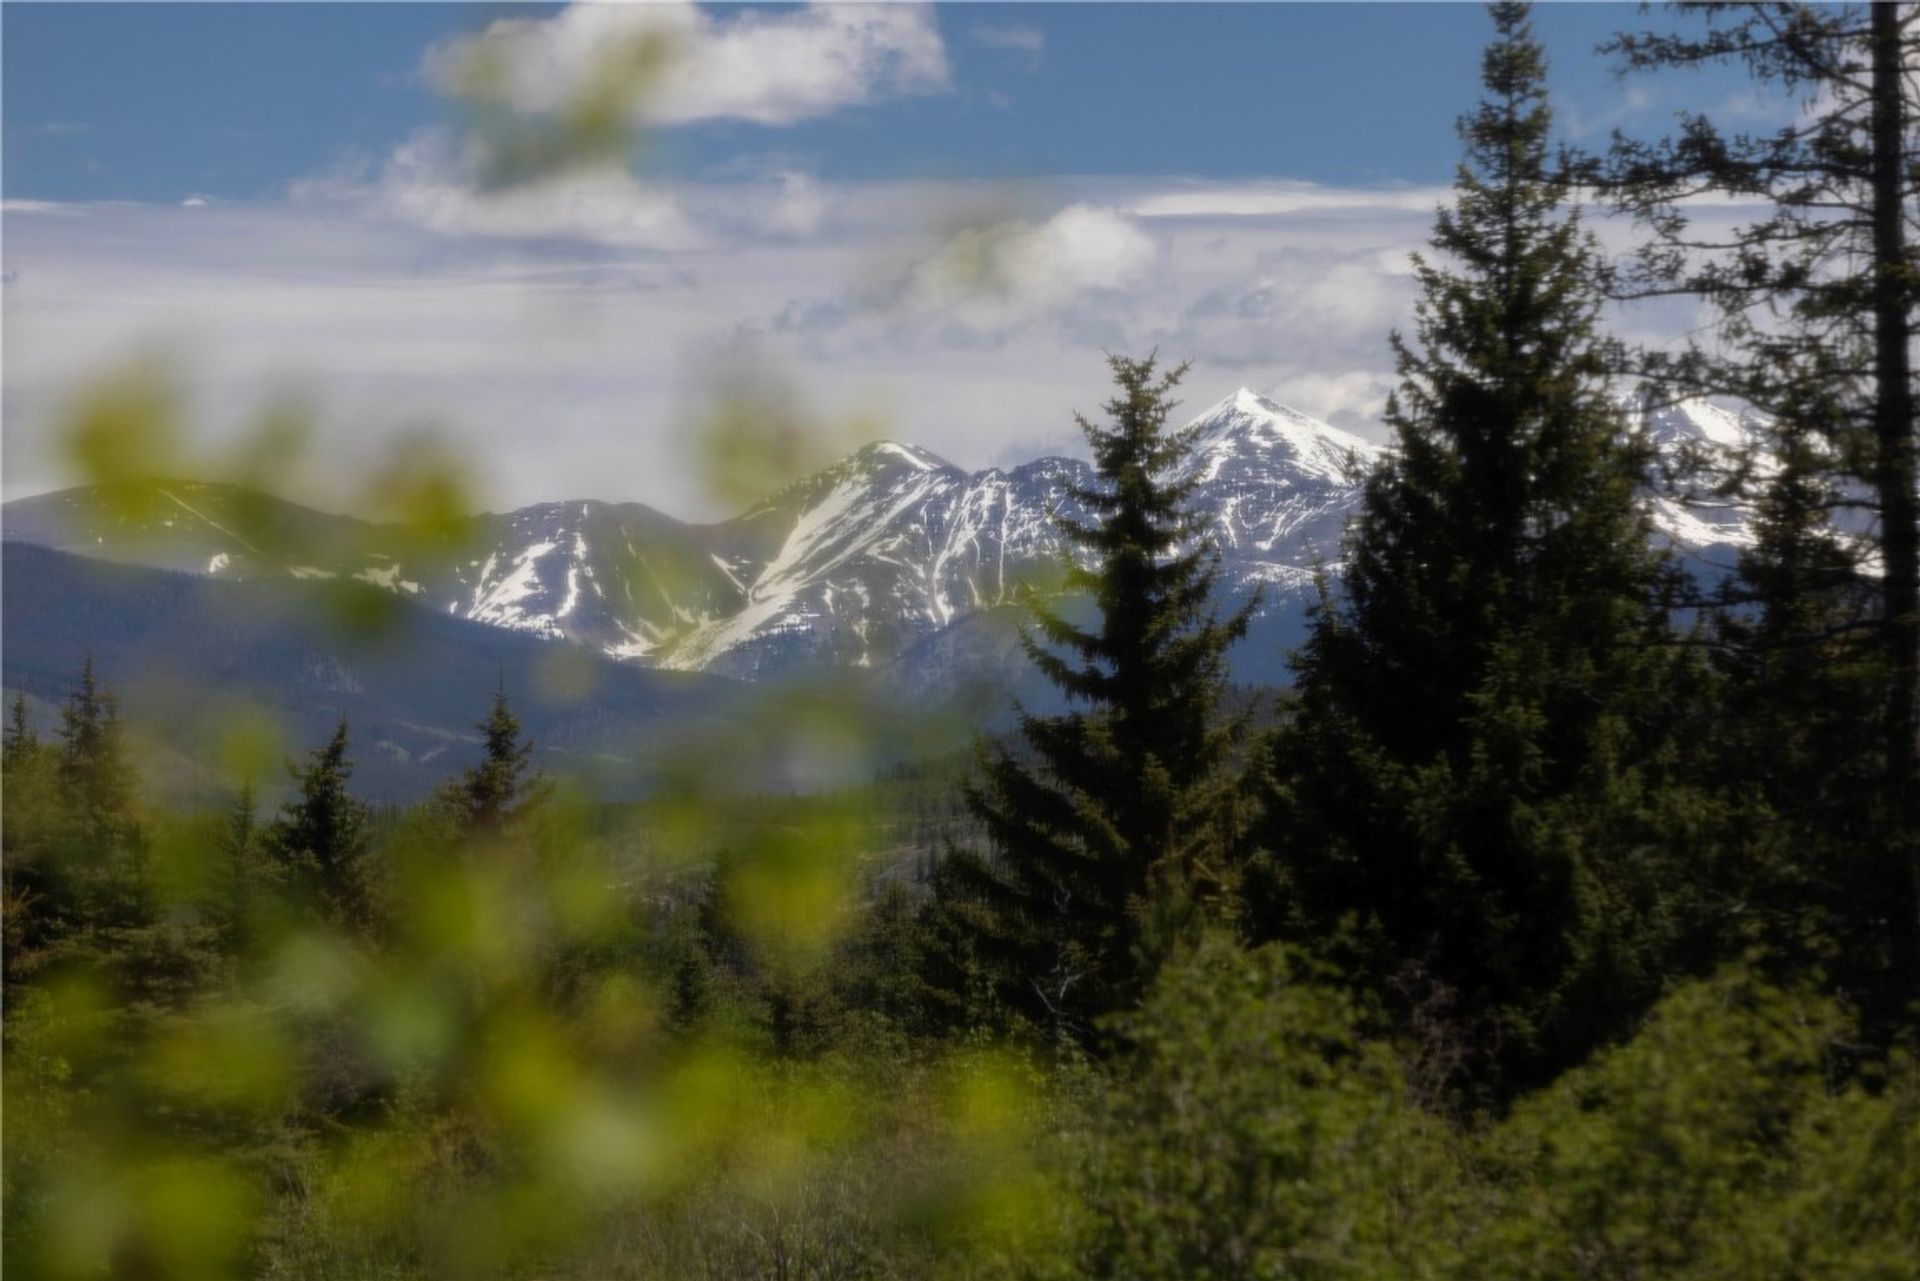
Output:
[687,351,883,511]
[47,357,482,642]
[438,17,673,191]
[2,659,1057,1279]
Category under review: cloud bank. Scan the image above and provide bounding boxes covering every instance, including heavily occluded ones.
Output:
[5,160,1740,521]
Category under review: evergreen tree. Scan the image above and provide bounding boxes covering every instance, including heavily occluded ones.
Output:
[1594,0,1920,1014]
[1704,386,1884,983]
[1256,2,1714,1095]
[58,655,137,849]
[2,690,56,858]
[443,679,541,831]
[220,780,261,955]
[3,690,63,986]
[266,719,376,933]
[6,690,38,760]
[52,656,148,929]
[928,354,1254,1044]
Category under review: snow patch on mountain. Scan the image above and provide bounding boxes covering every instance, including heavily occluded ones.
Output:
[1640,397,1773,553]
[356,561,422,594]
[470,540,562,635]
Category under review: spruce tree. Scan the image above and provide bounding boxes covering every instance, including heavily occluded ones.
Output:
[267,719,376,933]
[1257,2,1710,1095]
[929,354,1253,1043]
[444,679,541,831]
[1594,1,1920,1014]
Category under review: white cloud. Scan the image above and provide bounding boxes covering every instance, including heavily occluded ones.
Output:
[364,129,705,250]
[894,204,1156,330]
[424,1,950,129]
[304,3,947,253]
[288,130,856,252]
[760,169,830,239]
[1128,181,1446,220]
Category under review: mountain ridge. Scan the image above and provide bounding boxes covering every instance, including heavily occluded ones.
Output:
[3,388,1766,683]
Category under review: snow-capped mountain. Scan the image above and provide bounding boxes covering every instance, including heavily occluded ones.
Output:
[1,388,1763,683]
[642,442,1088,675]
[1639,395,1774,555]
[1175,389,1383,592]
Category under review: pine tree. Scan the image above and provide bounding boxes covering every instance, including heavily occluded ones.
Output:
[443,679,541,831]
[1594,0,1920,1014]
[928,354,1254,1043]
[266,719,376,933]
[1257,2,1713,1096]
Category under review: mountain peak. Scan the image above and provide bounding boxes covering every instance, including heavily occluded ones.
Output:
[1181,387,1383,485]
[1636,396,1765,453]
[1226,387,1299,420]
[847,439,955,474]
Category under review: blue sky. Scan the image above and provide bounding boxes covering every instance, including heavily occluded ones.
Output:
[2,3,1768,513]
[6,3,1690,201]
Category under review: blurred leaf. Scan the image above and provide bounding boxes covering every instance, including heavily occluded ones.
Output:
[213,701,288,788]
[59,356,184,521]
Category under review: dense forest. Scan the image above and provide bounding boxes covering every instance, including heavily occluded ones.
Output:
[4,4,1917,1277]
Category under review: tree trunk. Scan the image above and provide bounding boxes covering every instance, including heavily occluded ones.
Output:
[1869,0,1919,997]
